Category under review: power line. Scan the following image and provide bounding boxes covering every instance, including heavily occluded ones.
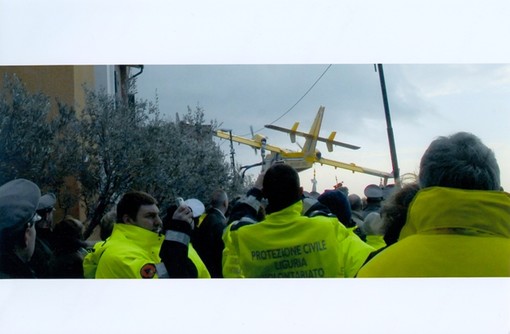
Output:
[242,64,332,136]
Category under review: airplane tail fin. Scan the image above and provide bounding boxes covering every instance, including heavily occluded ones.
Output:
[303,106,325,154]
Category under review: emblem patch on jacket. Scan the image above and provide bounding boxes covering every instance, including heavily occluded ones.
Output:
[140,263,157,278]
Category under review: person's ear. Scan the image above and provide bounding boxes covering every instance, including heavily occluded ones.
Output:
[24,226,33,248]
[299,186,304,197]
[123,214,133,224]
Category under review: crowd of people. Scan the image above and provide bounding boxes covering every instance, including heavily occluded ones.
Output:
[1,131,509,278]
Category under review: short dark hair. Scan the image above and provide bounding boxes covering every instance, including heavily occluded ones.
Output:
[100,211,116,240]
[54,216,83,239]
[348,194,362,211]
[419,132,500,190]
[263,164,301,213]
[210,189,228,209]
[116,191,157,223]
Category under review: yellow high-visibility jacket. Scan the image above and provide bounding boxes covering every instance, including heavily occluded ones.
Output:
[357,187,510,277]
[83,223,210,278]
[222,201,374,278]
[365,235,386,250]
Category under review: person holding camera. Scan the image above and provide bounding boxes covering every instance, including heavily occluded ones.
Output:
[83,191,210,278]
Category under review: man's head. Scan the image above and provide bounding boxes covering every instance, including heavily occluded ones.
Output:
[364,184,383,203]
[318,190,353,227]
[348,194,363,212]
[100,210,117,240]
[210,189,228,214]
[0,179,41,262]
[116,191,162,233]
[419,132,500,190]
[263,163,302,213]
[36,193,56,230]
[53,216,85,243]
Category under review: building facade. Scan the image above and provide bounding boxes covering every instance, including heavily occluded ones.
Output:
[0,65,142,226]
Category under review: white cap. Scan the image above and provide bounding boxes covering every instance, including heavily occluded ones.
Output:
[184,198,205,218]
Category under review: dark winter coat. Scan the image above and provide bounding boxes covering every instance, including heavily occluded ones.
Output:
[0,252,37,278]
[192,208,227,278]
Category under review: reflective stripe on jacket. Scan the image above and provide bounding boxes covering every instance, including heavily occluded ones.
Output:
[222,201,374,278]
[357,187,510,277]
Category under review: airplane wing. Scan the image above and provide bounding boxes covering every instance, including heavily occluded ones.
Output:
[265,124,360,150]
[316,156,394,180]
[214,130,287,154]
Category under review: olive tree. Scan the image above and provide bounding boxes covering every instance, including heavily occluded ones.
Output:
[79,93,245,238]
[0,74,82,209]
[79,88,162,237]
[139,105,234,210]
[0,75,249,239]
[130,104,250,215]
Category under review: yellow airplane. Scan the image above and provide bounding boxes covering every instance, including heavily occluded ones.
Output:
[214,106,394,183]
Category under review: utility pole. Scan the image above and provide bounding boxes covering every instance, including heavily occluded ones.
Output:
[228,130,236,179]
[221,129,237,183]
[377,64,401,188]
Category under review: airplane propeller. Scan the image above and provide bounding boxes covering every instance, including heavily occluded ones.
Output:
[250,125,267,160]
[250,125,258,155]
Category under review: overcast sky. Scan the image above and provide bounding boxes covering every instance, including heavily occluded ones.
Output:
[135,64,510,196]
[2,2,508,197]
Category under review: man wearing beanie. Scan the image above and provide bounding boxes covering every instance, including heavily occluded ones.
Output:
[317,189,369,243]
[317,190,353,228]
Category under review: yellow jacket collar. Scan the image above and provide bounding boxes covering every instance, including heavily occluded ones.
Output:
[113,223,163,246]
[401,187,510,239]
[266,201,303,220]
